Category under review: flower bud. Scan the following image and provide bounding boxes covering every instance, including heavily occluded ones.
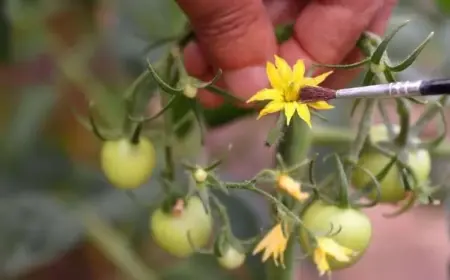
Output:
[183,83,198,99]
[370,62,386,74]
[277,174,309,201]
[217,245,246,270]
[194,168,208,183]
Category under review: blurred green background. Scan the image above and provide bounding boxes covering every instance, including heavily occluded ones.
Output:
[1,0,450,280]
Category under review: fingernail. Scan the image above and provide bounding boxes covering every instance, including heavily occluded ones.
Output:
[223,66,268,101]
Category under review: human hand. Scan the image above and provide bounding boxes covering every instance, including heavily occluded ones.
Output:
[175,0,398,108]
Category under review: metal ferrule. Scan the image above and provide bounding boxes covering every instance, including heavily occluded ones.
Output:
[335,80,424,99]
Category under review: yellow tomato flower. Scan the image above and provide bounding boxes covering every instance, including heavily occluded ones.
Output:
[246,55,334,127]
[313,237,355,276]
[252,223,288,267]
[277,174,309,201]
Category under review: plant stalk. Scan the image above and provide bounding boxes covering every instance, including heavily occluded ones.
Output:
[266,117,312,280]
[161,54,176,181]
[311,125,450,157]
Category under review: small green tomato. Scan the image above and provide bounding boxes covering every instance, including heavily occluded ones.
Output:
[352,124,431,203]
[100,137,156,189]
[217,246,246,270]
[299,201,372,270]
[193,168,208,183]
[150,196,213,258]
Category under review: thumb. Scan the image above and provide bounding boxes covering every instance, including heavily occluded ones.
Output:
[175,0,276,99]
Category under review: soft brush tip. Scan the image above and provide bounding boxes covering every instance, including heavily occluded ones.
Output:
[299,86,336,103]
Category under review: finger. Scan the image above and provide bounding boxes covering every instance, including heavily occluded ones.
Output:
[183,41,209,79]
[183,42,247,108]
[279,0,383,66]
[198,76,226,109]
[176,0,277,99]
[262,0,307,25]
[320,0,399,89]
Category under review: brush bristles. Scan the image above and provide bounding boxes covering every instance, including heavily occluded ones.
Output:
[299,86,336,103]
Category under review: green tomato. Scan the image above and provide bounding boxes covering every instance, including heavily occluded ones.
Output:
[352,149,431,202]
[299,201,372,270]
[100,137,156,189]
[368,123,399,143]
[150,196,213,258]
[352,124,431,203]
[217,246,246,270]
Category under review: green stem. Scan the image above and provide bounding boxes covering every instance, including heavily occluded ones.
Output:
[161,53,176,181]
[310,126,450,157]
[411,96,449,134]
[266,117,312,280]
[346,99,376,179]
[81,209,159,280]
[279,118,313,164]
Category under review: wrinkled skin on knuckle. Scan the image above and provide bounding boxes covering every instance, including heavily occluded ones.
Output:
[188,1,273,68]
[316,0,383,14]
[294,0,383,64]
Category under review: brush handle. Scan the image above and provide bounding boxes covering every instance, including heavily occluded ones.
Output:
[419,79,450,96]
[335,81,422,98]
[335,79,450,99]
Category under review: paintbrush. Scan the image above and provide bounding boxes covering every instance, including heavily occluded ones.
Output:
[299,78,450,103]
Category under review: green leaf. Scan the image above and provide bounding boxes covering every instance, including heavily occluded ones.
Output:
[417,105,448,150]
[361,70,375,86]
[275,23,294,44]
[0,3,10,63]
[265,114,286,147]
[147,60,182,95]
[205,85,246,104]
[161,254,233,280]
[371,20,410,64]
[333,154,351,208]
[81,208,159,280]
[2,87,57,161]
[436,0,450,15]
[203,102,254,128]
[394,98,411,146]
[313,58,370,69]
[118,0,187,40]
[129,94,178,124]
[171,95,195,138]
[350,99,362,117]
[57,47,127,133]
[387,32,434,72]
[0,193,83,278]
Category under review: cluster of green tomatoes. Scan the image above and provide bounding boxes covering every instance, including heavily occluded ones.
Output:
[98,131,246,269]
[298,122,433,271]
[96,119,434,272]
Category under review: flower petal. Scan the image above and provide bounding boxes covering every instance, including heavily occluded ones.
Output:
[267,62,284,90]
[292,190,310,201]
[284,102,296,125]
[318,238,353,262]
[247,88,283,103]
[292,60,306,93]
[252,234,271,256]
[272,249,280,267]
[279,256,285,268]
[261,245,273,262]
[314,249,329,276]
[295,103,312,128]
[292,60,306,82]
[274,55,293,83]
[308,101,335,110]
[304,71,333,86]
[252,223,289,266]
[278,175,309,201]
[257,101,285,119]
